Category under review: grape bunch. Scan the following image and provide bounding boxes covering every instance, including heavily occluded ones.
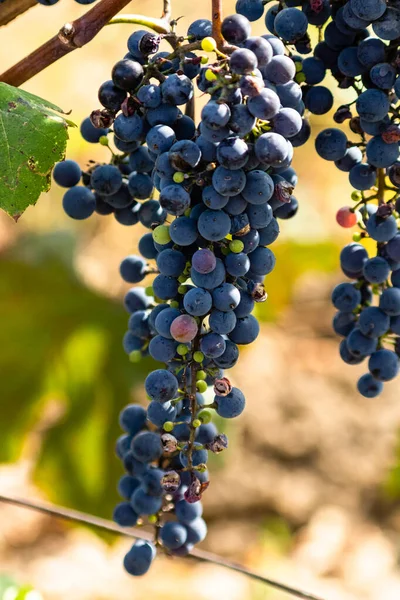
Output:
[300,0,400,398]
[53,24,207,226]
[233,0,400,397]
[55,10,308,574]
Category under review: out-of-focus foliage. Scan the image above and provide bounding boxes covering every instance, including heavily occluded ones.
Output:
[0,232,151,517]
[256,241,340,322]
[0,575,42,600]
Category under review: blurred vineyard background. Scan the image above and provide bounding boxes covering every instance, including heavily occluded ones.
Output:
[2,1,400,599]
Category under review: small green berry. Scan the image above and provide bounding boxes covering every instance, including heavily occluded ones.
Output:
[178,275,187,283]
[178,285,187,294]
[205,69,217,82]
[148,515,157,524]
[295,72,306,84]
[193,351,204,363]
[163,421,174,432]
[145,286,154,297]
[196,380,208,393]
[177,344,189,356]
[352,232,362,242]
[170,300,179,308]
[173,172,185,183]
[99,135,109,146]
[201,37,217,52]
[152,225,171,244]
[351,191,362,202]
[196,370,207,381]
[229,239,244,253]
[201,56,209,65]
[129,350,142,363]
[197,409,212,424]
[193,419,201,428]
[221,246,230,255]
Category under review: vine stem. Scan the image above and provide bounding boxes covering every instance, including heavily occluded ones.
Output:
[0,0,36,27]
[107,14,171,33]
[377,168,386,206]
[211,0,224,50]
[161,0,172,21]
[0,493,326,600]
[0,0,137,87]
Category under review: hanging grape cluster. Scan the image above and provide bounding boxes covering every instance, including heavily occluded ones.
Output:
[52,4,309,573]
[51,0,400,576]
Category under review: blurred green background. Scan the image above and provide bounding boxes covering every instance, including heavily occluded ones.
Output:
[1,2,400,600]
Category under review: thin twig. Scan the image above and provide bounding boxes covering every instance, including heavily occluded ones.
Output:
[161,0,171,21]
[185,96,195,120]
[0,493,326,600]
[0,0,36,27]
[377,168,386,206]
[211,0,224,50]
[107,14,171,33]
[0,0,134,88]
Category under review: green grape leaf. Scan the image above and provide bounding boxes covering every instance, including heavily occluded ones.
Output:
[0,83,73,220]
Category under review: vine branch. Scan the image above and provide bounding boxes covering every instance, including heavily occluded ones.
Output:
[0,0,135,88]
[377,168,386,206]
[0,493,325,600]
[211,0,224,50]
[161,0,171,21]
[0,0,36,27]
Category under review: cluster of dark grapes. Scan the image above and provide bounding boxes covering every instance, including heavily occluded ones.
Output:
[296,0,400,399]
[232,0,400,398]
[51,6,312,573]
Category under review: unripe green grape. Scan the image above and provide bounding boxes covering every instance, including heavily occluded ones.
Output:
[193,419,201,428]
[129,350,142,363]
[177,344,189,356]
[201,37,217,52]
[295,73,306,84]
[173,172,185,183]
[198,409,212,424]
[163,421,174,432]
[148,515,157,524]
[196,370,207,381]
[193,351,204,363]
[229,239,244,253]
[196,380,208,393]
[153,225,171,244]
[145,286,154,296]
[205,69,217,82]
